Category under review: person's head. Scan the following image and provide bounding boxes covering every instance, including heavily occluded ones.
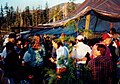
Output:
[52,39,58,49]
[33,34,40,43]
[8,33,16,43]
[76,35,84,43]
[16,38,23,49]
[60,33,66,42]
[57,41,63,48]
[6,42,15,53]
[110,28,116,35]
[60,33,66,37]
[30,39,40,50]
[92,44,106,56]
[96,44,106,56]
[52,38,63,49]
[101,33,113,46]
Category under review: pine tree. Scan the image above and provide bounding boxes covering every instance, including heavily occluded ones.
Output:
[31,6,36,26]
[14,6,21,27]
[0,5,4,29]
[44,2,49,23]
[4,2,10,31]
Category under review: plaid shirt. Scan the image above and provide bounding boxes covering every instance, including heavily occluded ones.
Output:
[88,55,113,84]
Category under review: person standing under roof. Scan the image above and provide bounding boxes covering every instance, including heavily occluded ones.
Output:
[72,35,91,65]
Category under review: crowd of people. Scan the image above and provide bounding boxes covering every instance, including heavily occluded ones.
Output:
[0,28,120,84]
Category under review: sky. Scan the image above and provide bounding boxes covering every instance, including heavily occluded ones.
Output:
[0,0,85,11]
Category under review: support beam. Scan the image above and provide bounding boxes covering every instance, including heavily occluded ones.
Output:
[84,14,91,38]
[75,19,79,36]
[85,14,91,30]
[110,22,113,29]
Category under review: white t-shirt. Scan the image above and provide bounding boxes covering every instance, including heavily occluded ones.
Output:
[72,42,91,59]
[56,46,69,68]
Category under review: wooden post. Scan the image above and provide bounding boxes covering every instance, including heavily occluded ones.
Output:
[85,14,91,30]
[53,16,56,22]
[110,22,113,29]
[85,14,91,38]
[75,20,79,36]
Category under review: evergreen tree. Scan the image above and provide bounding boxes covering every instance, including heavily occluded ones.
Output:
[9,6,15,27]
[49,8,56,22]
[4,2,10,31]
[14,6,21,27]
[22,6,32,27]
[37,8,42,24]
[32,6,36,26]
[22,11,25,27]
[0,5,4,18]
[44,2,49,23]
[0,5,4,29]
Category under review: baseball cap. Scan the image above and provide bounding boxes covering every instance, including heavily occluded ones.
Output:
[102,33,113,40]
[76,35,84,40]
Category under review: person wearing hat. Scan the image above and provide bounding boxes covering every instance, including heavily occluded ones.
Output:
[72,35,91,64]
[90,33,118,84]
[91,33,113,59]
[101,33,113,46]
[71,35,91,79]
[101,33,119,64]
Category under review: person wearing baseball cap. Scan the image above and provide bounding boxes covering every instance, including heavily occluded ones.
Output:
[76,35,84,41]
[90,33,113,59]
[72,35,92,78]
[102,33,119,84]
[72,35,91,64]
[101,33,113,46]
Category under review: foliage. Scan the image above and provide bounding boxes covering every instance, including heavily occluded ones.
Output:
[44,68,57,84]
[62,58,77,84]
[58,55,67,66]
[65,19,76,27]
[67,36,75,42]
[79,29,93,39]
[56,35,75,44]
[45,56,94,84]
[0,2,79,33]
[45,58,86,84]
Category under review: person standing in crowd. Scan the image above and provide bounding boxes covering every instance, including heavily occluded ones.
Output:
[72,35,91,65]
[50,39,69,78]
[109,28,120,57]
[43,35,53,67]
[33,34,45,57]
[91,33,112,59]
[71,35,91,81]
[59,33,68,47]
[4,42,19,83]
[102,33,118,84]
[110,28,119,39]
[23,38,46,83]
[88,44,113,84]
[91,33,119,84]
[0,33,16,60]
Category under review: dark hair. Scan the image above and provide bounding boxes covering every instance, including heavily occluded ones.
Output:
[57,41,63,48]
[34,34,40,37]
[96,44,106,56]
[110,28,116,34]
[8,33,16,39]
[6,42,14,51]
